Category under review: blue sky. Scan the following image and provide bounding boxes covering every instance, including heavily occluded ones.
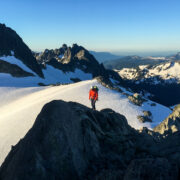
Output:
[1,0,180,55]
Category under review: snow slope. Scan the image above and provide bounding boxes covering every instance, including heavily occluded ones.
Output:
[0,54,36,75]
[0,79,172,165]
[0,54,92,87]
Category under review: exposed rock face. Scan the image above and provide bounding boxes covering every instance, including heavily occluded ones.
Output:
[128,93,146,106]
[0,23,43,77]
[154,104,180,134]
[34,44,68,63]
[0,100,179,180]
[0,59,34,77]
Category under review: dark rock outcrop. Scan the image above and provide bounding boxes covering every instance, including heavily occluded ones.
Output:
[137,115,152,123]
[0,23,43,77]
[0,101,136,180]
[0,100,179,180]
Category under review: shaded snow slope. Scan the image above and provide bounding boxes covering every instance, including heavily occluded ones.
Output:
[0,55,36,75]
[0,79,171,165]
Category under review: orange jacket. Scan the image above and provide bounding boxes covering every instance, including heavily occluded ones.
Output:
[89,89,98,100]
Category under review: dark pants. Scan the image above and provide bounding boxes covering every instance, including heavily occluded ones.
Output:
[91,99,96,110]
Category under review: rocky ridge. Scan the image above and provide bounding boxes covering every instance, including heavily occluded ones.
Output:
[0,100,179,180]
[34,44,121,81]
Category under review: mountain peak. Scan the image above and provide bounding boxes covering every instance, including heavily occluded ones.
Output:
[34,43,109,78]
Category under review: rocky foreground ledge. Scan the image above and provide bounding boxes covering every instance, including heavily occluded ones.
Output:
[0,100,180,180]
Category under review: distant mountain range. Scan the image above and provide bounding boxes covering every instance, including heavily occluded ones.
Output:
[89,51,123,62]
[118,61,180,106]
[103,54,180,70]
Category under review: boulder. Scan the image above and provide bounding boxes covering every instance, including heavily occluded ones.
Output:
[143,111,152,117]
[137,115,152,123]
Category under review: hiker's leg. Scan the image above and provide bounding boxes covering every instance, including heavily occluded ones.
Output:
[93,99,96,110]
[91,99,94,109]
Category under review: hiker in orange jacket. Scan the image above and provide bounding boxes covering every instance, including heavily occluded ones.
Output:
[89,86,98,110]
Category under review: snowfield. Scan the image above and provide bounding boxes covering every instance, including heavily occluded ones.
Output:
[0,79,172,165]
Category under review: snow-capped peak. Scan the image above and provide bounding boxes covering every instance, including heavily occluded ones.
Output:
[118,61,180,84]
